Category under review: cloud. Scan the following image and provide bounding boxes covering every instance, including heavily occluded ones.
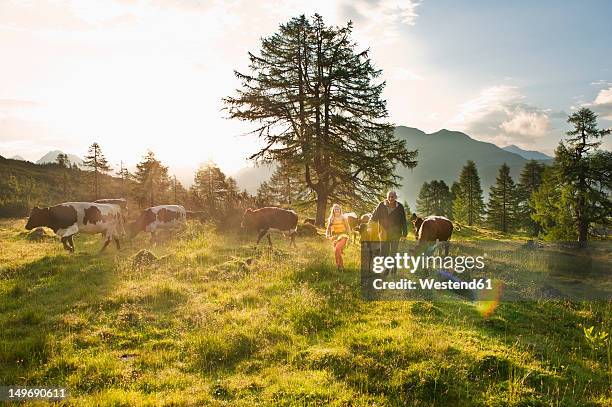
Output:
[500,110,549,137]
[452,85,552,146]
[587,87,612,120]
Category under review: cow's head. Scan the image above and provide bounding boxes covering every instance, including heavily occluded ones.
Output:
[410,213,423,238]
[128,209,156,239]
[241,208,255,230]
[25,206,50,230]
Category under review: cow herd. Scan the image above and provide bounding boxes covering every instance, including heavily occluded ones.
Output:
[25,200,194,252]
[24,200,454,253]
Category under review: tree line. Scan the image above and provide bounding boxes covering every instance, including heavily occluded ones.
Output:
[0,146,257,228]
[415,108,610,242]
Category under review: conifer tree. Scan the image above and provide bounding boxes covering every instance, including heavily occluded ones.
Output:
[517,160,545,235]
[453,160,485,225]
[224,14,417,225]
[83,142,111,199]
[134,150,170,207]
[532,108,610,242]
[487,163,519,233]
[555,108,610,243]
[416,182,432,216]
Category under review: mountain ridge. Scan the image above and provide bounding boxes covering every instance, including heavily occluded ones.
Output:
[233,126,553,209]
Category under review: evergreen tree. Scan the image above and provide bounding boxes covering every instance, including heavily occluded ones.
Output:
[449,182,461,220]
[517,160,546,235]
[83,142,111,199]
[487,163,519,233]
[116,161,132,198]
[417,180,452,217]
[56,153,70,168]
[56,153,71,198]
[134,150,170,207]
[555,108,610,243]
[453,160,485,225]
[416,182,432,216]
[531,165,577,240]
[224,14,417,226]
[190,162,229,216]
[255,181,275,207]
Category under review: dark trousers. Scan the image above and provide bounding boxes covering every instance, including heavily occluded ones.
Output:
[380,239,400,272]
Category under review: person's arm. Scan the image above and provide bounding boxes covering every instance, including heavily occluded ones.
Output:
[369,202,383,222]
[344,218,352,242]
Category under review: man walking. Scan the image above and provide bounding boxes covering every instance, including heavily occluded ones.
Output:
[369,190,408,272]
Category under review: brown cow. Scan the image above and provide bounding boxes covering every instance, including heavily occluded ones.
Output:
[241,207,298,247]
[410,213,454,256]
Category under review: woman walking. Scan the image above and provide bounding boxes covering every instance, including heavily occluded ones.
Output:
[325,204,352,271]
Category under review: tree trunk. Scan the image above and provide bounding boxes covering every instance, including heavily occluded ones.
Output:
[315,190,328,227]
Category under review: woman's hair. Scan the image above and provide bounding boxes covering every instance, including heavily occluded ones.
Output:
[327,203,343,225]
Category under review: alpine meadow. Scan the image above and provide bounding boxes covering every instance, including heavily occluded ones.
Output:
[1,3,611,406]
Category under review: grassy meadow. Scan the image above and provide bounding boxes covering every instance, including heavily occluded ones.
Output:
[0,218,610,406]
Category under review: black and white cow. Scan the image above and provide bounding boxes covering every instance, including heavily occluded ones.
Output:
[94,198,128,235]
[25,202,123,252]
[129,205,187,240]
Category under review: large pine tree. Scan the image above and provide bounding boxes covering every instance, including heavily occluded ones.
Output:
[82,142,111,199]
[487,163,519,233]
[224,14,417,225]
[532,108,610,242]
[453,160,485,226]
[556,108,610,243]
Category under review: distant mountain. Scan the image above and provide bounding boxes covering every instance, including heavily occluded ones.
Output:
[36,150,84,167]
[10,155,25,161]
[394,127,552,209]
[225,127,554,210]
[502,144,553,160]
[232,164,276,194]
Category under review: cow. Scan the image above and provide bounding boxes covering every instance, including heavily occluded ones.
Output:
[410,213,454,256]
[241,207,298,248]
[129,205,187,241]
[94,198,128,235]
[25,202,122,252]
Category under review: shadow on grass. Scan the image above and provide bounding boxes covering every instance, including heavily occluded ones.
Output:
[0,252,121,384]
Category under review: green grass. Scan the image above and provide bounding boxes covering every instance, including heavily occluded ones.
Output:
[0,218,610,406]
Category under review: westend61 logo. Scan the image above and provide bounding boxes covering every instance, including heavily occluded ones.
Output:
[371,253,485,274]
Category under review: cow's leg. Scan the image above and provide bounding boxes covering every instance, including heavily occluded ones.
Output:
[100,235,112,252]
[267,233,273,247]
[68,235,75,252]
[290,232,296,248]
[61,236,71,252]
[150,231,156,244]
[114,236,121,250]
[255,229,268,245]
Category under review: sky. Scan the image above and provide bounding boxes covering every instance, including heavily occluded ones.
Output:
[1,0,611,184]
